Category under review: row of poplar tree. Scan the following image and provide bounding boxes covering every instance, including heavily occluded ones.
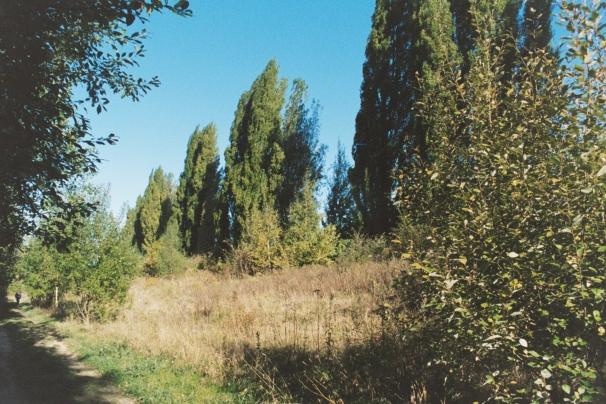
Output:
[123,0,555,263]
[351,0,553,236]
[123,60,352,266]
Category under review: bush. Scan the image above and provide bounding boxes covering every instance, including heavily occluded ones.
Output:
[392,4,606,401]
[232,208,288,275]
[283,186,339,266]
[15,185,140,321]
[334,233,393,265]
[143,219,189,276]
[13,239,60,307]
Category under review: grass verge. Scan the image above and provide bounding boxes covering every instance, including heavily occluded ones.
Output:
[18,305,252,403]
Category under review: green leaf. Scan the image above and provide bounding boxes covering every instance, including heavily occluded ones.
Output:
[562,384,571,394]
[541,369,552,379]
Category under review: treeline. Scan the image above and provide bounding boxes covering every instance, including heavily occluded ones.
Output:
[10,58,363,321]
[124,61,353,274]
[351,0,554,236]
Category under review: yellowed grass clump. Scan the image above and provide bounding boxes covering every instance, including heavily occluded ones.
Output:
[94,260,400,380]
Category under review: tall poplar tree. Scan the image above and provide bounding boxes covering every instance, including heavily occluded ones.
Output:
[224,60,287,242]
[326,142,358,237]
[351,0,410,236]
[123,196,141,245]
[278,79,326,222]
[176,124,221,255]
[133,167,174,253]
[351,0,463,236]
[215,170,231,254]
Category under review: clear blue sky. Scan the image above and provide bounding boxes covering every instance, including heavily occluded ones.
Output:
[89,0,375,215]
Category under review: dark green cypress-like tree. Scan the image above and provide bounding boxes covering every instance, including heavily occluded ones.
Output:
[278,79,326,223]
[224,60,287,243]
[351,0,409,237]
[133,167,174,253]
[351,0,541,238]
[176,124,221,255]
[326,142,359,238]
[351,0,465,236]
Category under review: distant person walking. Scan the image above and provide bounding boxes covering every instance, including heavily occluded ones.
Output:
[14,292,21,305]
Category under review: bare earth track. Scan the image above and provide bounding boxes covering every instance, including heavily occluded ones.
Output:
[0,302,132,404]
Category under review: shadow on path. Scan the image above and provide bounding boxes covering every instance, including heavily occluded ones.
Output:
[0,303,130,404]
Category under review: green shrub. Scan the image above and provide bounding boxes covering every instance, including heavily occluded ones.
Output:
[13,240,61,307]
[392,3,606,401]
[232,208,288,275]
[143,218,189,276]
[334,233,393,265]
[15,185,140,321]
[283,186,339,266]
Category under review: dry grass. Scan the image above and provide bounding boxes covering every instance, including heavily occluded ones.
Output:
[93,260,400,382]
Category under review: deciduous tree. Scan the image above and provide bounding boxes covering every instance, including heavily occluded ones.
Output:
[278,79,326,222]
[133,167,174,252]
[0,1,189,262]
[176,124,221,255]
[223,60,287,242]
[325,142,359,237]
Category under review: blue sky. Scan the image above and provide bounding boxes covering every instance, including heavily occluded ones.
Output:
[89,0,375,215]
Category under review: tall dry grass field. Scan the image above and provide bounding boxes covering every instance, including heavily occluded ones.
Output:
[94,261,400,384]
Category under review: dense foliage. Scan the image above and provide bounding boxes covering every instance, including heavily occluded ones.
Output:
[392,1,606,401]
[143,217,188,276]
[350,0,555,236]
[114,61,338,275]
[325,142,360,238]
[217,60,335,271]
[13,185,139,321]
[278,79,326,223]
[0,0,189,267]
[283,185,338,267]
[223,60,287,243]
[233,207,288,275]
[176,124,221,255]
[128,167,174,253]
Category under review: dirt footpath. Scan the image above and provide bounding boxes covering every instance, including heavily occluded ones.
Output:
[0,327,29,404]
[0,303,133,404]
